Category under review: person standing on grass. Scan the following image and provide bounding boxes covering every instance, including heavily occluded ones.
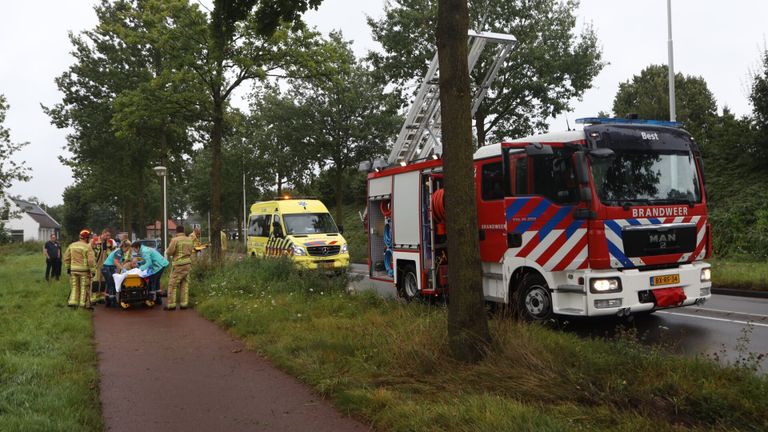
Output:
[63,229,96,309]
[165,225,194,311]
[131,242,168,307]
[43,233,62,282]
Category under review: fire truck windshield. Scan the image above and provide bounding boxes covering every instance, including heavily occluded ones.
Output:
[591,150,702,206]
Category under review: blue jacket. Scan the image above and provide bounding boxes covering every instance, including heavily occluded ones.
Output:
[103,248,123,267]
[138,245,169,274]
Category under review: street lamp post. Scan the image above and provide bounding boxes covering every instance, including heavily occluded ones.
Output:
[667,0,676,122]
[153,166,168,252]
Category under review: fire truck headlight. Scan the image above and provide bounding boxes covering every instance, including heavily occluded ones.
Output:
[700,268,711,282]
[293,245,307,256]
[590,278,622,294]
[341,243,348,254]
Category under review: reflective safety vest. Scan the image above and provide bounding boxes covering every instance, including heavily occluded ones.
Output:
[168,234,194,266]
[64,241,96,273]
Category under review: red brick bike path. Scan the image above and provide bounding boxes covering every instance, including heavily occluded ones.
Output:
[93,306,369,432]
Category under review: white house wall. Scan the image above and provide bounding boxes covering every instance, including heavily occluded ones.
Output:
[4,201,44,241]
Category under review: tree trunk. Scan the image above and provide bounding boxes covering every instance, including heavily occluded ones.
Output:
[137,174,147,238]
[475,109,487,148]
[437,0,491,362]
[210,96,223,261]
[334,166,344,225]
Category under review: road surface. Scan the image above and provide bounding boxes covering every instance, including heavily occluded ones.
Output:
[349,264,768,369]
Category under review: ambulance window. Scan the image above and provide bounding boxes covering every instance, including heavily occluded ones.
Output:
[250,214,272,237]
[481,162,504,201]
[248,216,259,236]
[531,149,579,204]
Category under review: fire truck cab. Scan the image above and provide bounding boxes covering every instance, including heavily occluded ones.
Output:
[365,118,712,320]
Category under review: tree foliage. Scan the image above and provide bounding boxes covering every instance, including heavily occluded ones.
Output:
[749,49,768,160]
[611,64,718,145]
[0,95,30,243]
[290,32,401,223]
[0,95,30,204]
[45,0,204,236]
[368,0,604,144]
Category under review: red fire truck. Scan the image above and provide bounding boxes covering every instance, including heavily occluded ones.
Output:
[364,117,712,320]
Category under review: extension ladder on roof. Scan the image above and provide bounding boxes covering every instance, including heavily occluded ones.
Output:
[387,30,517,165]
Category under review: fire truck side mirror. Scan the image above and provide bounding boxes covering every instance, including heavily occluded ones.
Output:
[524,142,553,156]
[588,148,615,159]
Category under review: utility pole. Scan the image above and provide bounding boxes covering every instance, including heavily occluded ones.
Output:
[667,0,676,122]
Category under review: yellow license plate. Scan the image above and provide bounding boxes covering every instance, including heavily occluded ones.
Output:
[650,274,680,286]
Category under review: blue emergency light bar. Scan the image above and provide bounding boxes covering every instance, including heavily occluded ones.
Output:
[576,117,683,128]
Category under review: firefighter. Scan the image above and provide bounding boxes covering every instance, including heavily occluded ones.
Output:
[92,229,116,304]
[189,226,201,248]
[63,229,97,309]
[165,225,194,310]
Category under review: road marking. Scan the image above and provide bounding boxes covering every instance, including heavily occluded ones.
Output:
[692,307,768,320]
[657,311,768,328]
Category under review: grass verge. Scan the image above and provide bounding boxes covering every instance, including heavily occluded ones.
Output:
[0,246,102,431]
[710,257,768,291]
[193,258,768,431]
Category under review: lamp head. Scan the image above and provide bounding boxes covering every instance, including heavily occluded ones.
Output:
[153,166,167,176]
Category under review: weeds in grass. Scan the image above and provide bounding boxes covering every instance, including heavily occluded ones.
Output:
[0,254,102,431]
[194,259,768,431]
[706,323,767,373]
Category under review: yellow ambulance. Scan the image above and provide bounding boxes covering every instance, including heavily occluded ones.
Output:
[247,199,350,270]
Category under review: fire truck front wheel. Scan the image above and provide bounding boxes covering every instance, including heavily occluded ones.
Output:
[397,264,419,301]
[516,273,553,322]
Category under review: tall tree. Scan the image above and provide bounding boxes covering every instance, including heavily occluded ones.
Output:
[201,0,322,261]
[749,49,768,160]
[248,86,315,195]
[611,64,718,145]
[0,95,30,203]
[437,0,491,362]
[45,0,204,237]
[369,0,604,144]
[0,94,30,242]
[292,32,401,224]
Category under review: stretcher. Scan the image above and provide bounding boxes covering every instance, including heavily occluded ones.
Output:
[112,270,152,309]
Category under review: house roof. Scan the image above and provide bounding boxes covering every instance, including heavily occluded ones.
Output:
[146,219,178,230]
[11,198,61,229]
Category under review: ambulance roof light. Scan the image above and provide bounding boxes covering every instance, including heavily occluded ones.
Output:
[576,117,683,128]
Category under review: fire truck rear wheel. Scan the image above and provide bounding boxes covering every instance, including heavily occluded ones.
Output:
[398,266,419,301]
[517,273,553,322]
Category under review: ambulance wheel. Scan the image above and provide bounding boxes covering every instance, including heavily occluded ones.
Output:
[516,273,553,322]
[397,265,419,301]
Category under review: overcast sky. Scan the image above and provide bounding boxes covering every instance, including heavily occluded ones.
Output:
[2,0,767,206]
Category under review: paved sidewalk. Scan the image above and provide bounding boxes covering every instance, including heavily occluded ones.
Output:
[94,306,369,432]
